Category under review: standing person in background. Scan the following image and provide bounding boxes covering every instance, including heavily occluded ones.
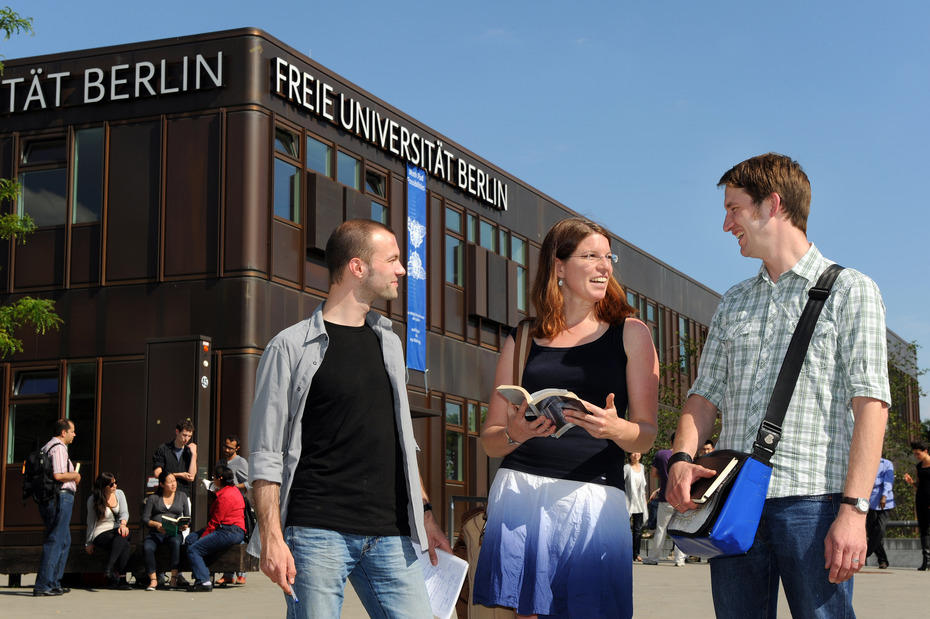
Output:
[624,452,648,562]
[152,419,198,501]
[904,441,930,571]
[33,419,80,597]
[84,472,131,589]
[866,457,894,569]
[643,436,686,567]
[249,220,449,618]
[217,434,249,585]
[474,217,658,619]
[700,440,715,456]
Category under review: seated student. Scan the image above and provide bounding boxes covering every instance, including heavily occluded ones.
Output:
[184,465,246,592]
[84,472,132,589]
[141,471,190,591]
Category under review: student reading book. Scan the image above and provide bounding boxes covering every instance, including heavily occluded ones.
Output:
[161,514,190,536]
[496,385,590,439]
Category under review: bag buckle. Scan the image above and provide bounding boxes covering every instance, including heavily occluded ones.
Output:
[752,420,781,465]
[808,286,829,301]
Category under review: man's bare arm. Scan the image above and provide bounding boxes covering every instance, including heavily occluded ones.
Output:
[665,394,719,510]
[253,479,296,595]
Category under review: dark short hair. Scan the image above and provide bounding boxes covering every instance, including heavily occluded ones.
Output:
[158,470,175,486]
[214,465,235,487]
[911,440,929,452]
[224,434,240,447]
[176,419,194,433]
[325,219,395,285]
[704,440,715,447]
[718,153,811,234]
[54,418,73,436]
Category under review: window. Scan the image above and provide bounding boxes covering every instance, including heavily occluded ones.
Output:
[445,401,464,482]
[7,369,60,464]
[511,235,528,312]
[337,151,361,190]
[72,128,104,223]
[365,168,388,224]
[445,207,462,234]
[498,229,509,257]
[679,316,689,371]
[274,127,300,158]
[479,220,496,252]
[306,135,332,177]
[445,207,465,286]
[466,213,477,243]
[467,402,479,434]
[18,136,67,228]
[627,291,637,308]
[273,158,301,222]
[66,363,96,463]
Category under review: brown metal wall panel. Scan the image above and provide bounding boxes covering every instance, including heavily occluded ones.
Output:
[164,114,220,278]
[217,353,260,455]
[106,121,160,282]
[69,224,101,285]
[225,110,270,274]
[304,256,329,292]
[486,253,508,325]
[443,286,464,337]
[506,261,520,327]
[428,196,442,331]
[272,220,301,284]
[344,186,369,221]
[13,227,65,289]
[99,359,145,516]
[307,172,342,250]
[466,244,488,318]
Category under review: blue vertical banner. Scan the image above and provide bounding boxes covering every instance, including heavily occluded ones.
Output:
[405,164,427,372]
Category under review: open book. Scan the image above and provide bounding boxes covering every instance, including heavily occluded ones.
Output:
[689,453,742,504]
[161,514,190,536]
[496,385,589,439]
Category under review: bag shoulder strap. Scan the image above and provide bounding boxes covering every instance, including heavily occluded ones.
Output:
[752,264,844,464]
[512,318,534,384]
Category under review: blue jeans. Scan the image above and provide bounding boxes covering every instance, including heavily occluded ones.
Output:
[710,494,854,618]
[185,525,245,584]
[284,526,431,619]
[35,491,74,592]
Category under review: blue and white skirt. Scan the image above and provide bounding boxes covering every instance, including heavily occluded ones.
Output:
[472,469,633,618]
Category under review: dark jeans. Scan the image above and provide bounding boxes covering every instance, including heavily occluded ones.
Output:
[91,527,132,576]
[35,491,74,592]
[185,525,244,584]
[865,509,889,565]
[143,531,183,574]
[646,498,658,530]
[630,512,644,557]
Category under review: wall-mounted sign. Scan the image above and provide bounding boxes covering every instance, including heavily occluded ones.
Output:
[406,164,428,372]
[272,57,509,211]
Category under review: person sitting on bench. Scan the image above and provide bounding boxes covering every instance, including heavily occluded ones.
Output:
[141,471,190,590]
[184,465,246,592]
[84,472,132,589]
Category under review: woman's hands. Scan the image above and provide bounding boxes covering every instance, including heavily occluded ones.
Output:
[505,400,555,444]
[118,522,129,537]
[564,393,626,441]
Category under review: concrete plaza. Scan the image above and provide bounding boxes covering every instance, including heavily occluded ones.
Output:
[2,559,927,618]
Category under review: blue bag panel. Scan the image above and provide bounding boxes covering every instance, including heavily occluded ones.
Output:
[671,458,772,558]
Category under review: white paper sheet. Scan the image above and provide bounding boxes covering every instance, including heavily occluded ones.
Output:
[417,548,469,619]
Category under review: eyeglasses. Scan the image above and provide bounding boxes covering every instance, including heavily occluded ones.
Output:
[571,252,618,264]
[109,481,117,487]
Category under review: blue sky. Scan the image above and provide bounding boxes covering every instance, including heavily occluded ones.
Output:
[4,1,928,418]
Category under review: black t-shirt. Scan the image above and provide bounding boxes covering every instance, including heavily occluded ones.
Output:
[152,441,194,496]
[500,321,629,490]
[286,321,410,536]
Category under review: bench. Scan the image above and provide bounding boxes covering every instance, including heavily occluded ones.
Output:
[0,542,257,587]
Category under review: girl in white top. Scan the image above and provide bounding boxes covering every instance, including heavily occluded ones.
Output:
[624,452,648,561]
[84,472,131,588]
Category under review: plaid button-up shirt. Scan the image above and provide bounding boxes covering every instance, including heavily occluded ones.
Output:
[689,244,891,498]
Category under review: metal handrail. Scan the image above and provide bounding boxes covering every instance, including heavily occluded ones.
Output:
[447,495,488,545]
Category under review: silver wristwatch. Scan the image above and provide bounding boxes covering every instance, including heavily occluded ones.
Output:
[840,496,869,514]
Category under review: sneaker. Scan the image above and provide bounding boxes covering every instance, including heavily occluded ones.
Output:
[188,582,213,592]
[674,560,685,567]
[33,589,63,597]
[642,558,659,565]
[215,576,228,587]
[686,556,701,563]
[879,561,889,569]
[235,576,247,585]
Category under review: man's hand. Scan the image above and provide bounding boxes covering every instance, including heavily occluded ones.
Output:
[824,509,867,583]
[260,534,297,595]
[665,461,716,512]
[424,509,452,566]
[188,442,197,455]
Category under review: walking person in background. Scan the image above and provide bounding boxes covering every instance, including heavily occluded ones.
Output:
[624,452,648,562]
[474,217,658,618]
[84,472,132,589]
[904,440,930,570]
[33,419,80,597]
[643,436,686,567]
[866,456,894,569]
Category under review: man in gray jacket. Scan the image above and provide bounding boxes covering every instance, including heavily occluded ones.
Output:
[249,219,449,618]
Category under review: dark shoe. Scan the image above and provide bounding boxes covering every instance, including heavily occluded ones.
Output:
[52,587,70,594]
[187,582,213,592]
[33,589,63,597]
[878,561,889,569]
[115,580,133,591]
[173,574,191,588]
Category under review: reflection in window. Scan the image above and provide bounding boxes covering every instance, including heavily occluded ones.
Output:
[466,213,477,243]
[445,401,462,426]
[627,291,637,307]
[446,234,464,285]
[679,316,689,371]
[365,170,386,198]
[445,208,462,234]
[14,369,59,396]
[273,158,301,222]
[274,127,300,158]
[480,404,489,427]
[445,431,464,482]
[337,151,361,190]
[516,267,527,312]
[498,229,508,256]
[371,202,388,225]
[67,363,96,464]
[7,402,59,464]
[511,236,526,265]
[306,135,332,176]
[19,168,67,227]
[73,128,104,223]
[479,220,496,252]
[21,138,66,165]
[467,403,478,434]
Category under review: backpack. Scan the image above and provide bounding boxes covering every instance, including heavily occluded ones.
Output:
[242,496,257,543]
[22,443,62,505]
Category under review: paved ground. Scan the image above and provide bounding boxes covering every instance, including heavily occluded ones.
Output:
[2,560,927,617]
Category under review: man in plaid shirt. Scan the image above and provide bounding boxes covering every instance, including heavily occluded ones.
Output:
[666,153,890,618]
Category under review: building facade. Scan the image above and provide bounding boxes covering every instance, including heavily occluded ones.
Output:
[0,29,917,545]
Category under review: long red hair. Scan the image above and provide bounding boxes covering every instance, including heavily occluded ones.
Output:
[530,217,637,339]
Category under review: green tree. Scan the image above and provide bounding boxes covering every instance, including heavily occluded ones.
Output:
[0,7,62,358]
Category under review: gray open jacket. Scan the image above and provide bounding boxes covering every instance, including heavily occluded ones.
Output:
[246,304,427,557]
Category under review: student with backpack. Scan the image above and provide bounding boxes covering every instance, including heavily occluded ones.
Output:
[32,419,81,597]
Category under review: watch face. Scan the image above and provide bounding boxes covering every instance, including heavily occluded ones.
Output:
[856,498,869,513]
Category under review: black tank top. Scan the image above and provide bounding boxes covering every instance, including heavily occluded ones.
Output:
[500,320,629,490]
